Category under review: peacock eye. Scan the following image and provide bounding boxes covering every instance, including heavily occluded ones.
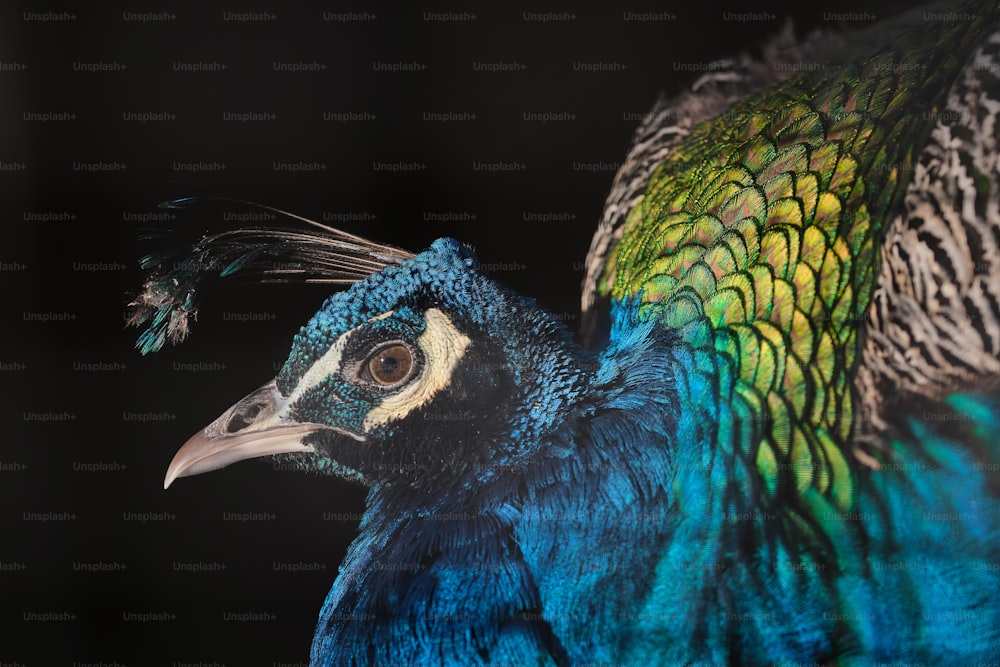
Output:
[364,344,415,387]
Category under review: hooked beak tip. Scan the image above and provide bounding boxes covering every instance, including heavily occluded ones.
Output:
[162,380,325,489]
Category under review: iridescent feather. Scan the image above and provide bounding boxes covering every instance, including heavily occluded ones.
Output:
[126,197,412,354]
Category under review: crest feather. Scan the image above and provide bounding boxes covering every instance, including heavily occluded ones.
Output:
[126,197,414,355]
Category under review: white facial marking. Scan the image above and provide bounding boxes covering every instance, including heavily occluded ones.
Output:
[283,335,349,411]
[283,310,395,411]
[362,308,471,430]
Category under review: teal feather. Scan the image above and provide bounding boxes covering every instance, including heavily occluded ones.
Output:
[129,2,1000,664]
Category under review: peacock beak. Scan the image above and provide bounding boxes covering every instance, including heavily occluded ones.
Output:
[164,379,325,489]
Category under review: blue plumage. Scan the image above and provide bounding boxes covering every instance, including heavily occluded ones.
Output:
[129,3,1000,663]
[297,243,680,664]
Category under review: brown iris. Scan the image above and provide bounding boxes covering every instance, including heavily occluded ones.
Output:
[367,344,414,386]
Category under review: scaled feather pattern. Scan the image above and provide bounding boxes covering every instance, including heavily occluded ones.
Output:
[131,3,1000,664]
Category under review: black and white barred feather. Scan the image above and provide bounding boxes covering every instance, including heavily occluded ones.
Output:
[855,29,1000,462]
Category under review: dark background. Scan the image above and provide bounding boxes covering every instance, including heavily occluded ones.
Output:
[3,1,912,664]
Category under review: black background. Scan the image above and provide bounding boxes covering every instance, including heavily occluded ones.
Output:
[3,1,912,664]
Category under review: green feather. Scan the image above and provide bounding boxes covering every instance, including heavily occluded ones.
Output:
[600,6,997,512]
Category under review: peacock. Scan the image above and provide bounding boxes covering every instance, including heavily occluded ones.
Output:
[128,2,1000,664]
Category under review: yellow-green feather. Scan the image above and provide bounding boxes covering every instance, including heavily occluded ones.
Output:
[600,8,997,518]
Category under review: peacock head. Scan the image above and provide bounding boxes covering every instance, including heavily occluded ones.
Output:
[162,237,594,495]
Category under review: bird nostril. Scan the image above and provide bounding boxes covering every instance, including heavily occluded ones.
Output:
[225,401,265,434]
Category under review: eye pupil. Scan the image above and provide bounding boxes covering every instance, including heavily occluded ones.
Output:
[367,344,413,385]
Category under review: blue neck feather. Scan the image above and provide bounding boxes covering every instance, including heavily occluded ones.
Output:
[309,301,686,664]
[308,252,1000,663]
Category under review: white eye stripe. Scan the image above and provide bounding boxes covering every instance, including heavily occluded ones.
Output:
[283,308,467,429]
[362,308,470,431]
[283,310,395,409]
[284,333,351,410]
